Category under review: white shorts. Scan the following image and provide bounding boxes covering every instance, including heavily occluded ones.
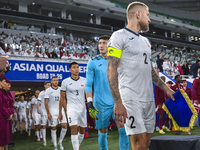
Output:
[41,115,48,126]
[67,107,87,127]
[12,113,18,121]
[19,114,27,123]
[33,113,41,125]
[48,111,67,127]
[123,100,155,135]
[28,119,33,126]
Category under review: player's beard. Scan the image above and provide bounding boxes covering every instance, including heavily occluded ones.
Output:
[139,20,149,32]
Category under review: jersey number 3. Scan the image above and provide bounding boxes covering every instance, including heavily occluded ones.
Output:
[143,53,148,64]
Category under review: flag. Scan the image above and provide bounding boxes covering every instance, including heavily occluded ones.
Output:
[162,89,198,132]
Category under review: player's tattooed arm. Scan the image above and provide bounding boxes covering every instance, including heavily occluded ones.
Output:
[151,63,175,100]
[107,56,121,102]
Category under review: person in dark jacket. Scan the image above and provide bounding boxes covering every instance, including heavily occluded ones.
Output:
[182,61,190,75]
[190,60,200,78]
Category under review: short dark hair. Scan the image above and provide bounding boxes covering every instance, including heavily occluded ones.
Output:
[0,78,5,82]
[175,75,180,80]
[51,76,58,80]
[98,35,110,41]
[19,95,24,98]
[69,62,79,69]
[196,59,200,63]
[44,81,51,85]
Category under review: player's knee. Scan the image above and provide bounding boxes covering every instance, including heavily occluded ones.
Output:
[70,126,78,135]
[79,128,85,134]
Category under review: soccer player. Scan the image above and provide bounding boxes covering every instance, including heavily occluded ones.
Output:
[37,81,51,146]
[85,35,129,150]
[16,95,28,134]
[59,62,86,150]
[26,95,35,136]
[13,100,18,132]
[106,2,175,150]
[31,90,41,141]
[45,76,67,150]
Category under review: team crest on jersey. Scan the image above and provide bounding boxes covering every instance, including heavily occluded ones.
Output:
[81,83,84,87]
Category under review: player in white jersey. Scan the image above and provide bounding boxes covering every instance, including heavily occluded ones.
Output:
[31,90,41,141]
[26,95,35,136]
[13,101,18,132]
[16,95,28,134]
[59,62,86,150]
[45,76,67,150]
[107,2,175,150]
[37,81,51,146]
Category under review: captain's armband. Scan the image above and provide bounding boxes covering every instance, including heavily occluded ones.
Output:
[107,47,122,59]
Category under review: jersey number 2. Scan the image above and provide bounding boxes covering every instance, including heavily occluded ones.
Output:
[129,116,136,128]
[143,53,148,64]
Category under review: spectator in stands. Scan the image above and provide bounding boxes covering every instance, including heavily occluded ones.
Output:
[12,22,17,30]
[193,72,200,103]
[177,61,183,75]
[8,20,12,29]
[14,49,20,56]
[45,49,49,57]
[182,61,190,75]
[156,52,164,72]
[171,64,179,76]
[4,20,8,28]
[49,50,58,58]
[59,47,64,59]
[43,23,47,33]
[48,12,52,17]
[5,44,10,53]
[34,51,40,58]
[190,60,200,78]
[0,39,5,51]
[163,58,170,74]
[68,14,72,20]
[61,53,69,59]
[41,52,48,58]
[5,48,11,55]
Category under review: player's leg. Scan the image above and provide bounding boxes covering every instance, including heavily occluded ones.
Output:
[28,119,32,136]
[34,114,41,141]
[96,107,113,150]
[35,124,40,141]
[19,115,23,134]
[129,133,148,150]
[41,115,48,146]
[58,111,67,150]
[158,113,165,134]
[77,109,87,148]
[24,115,28,133]
[114,112,129,150]
[49,117,58,150]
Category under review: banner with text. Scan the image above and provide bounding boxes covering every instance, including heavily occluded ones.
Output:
[5,60,87,81]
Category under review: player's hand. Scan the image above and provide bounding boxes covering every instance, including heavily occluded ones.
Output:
[37,109,41,114]
[114,102,128,123]
[87,102,99,120]
[13,113,16,118]
[7,114,13,120]
[58,113,63,121]
[31,115,33,120]
[158,105,162,109]
[48,113,52,120]
[166,89,175,101]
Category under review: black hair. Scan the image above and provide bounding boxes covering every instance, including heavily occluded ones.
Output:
[44,81,51,85]
[196,59,200,63]
[51,76,58,80]
[98,35,110,41]
[69,62,79,69]
[175,75,180,80]
[0,78,5,82]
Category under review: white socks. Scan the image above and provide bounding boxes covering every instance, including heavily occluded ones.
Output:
[59,128,67,143]
[71,135,79,150]
[51,129,57,147]
[25,121,28,132]
[36,131,40,139]
[42,128,46,142]
[19,122,22,132]
[78,133,84,146]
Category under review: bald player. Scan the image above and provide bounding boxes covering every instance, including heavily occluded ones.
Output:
[107,2,175,150]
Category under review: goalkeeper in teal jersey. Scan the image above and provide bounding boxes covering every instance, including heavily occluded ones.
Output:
[85,35,129,150]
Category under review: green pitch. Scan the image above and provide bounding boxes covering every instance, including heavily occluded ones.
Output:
[10,126,200,150]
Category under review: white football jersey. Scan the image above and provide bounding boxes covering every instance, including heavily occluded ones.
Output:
[26,101,32,118]
[61,77,86,109]
[17,101,27,115]
[31,97,39,114]
[44,86,61,116]
[13,101,18,113]
[38,90,47,116]
[108,28,154,102]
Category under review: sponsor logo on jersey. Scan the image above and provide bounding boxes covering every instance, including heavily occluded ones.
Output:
[69,83,72,85]
[129,37,134,40]
[98,64,102,67]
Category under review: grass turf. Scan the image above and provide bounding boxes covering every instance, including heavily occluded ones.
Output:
[10,126,200,150]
